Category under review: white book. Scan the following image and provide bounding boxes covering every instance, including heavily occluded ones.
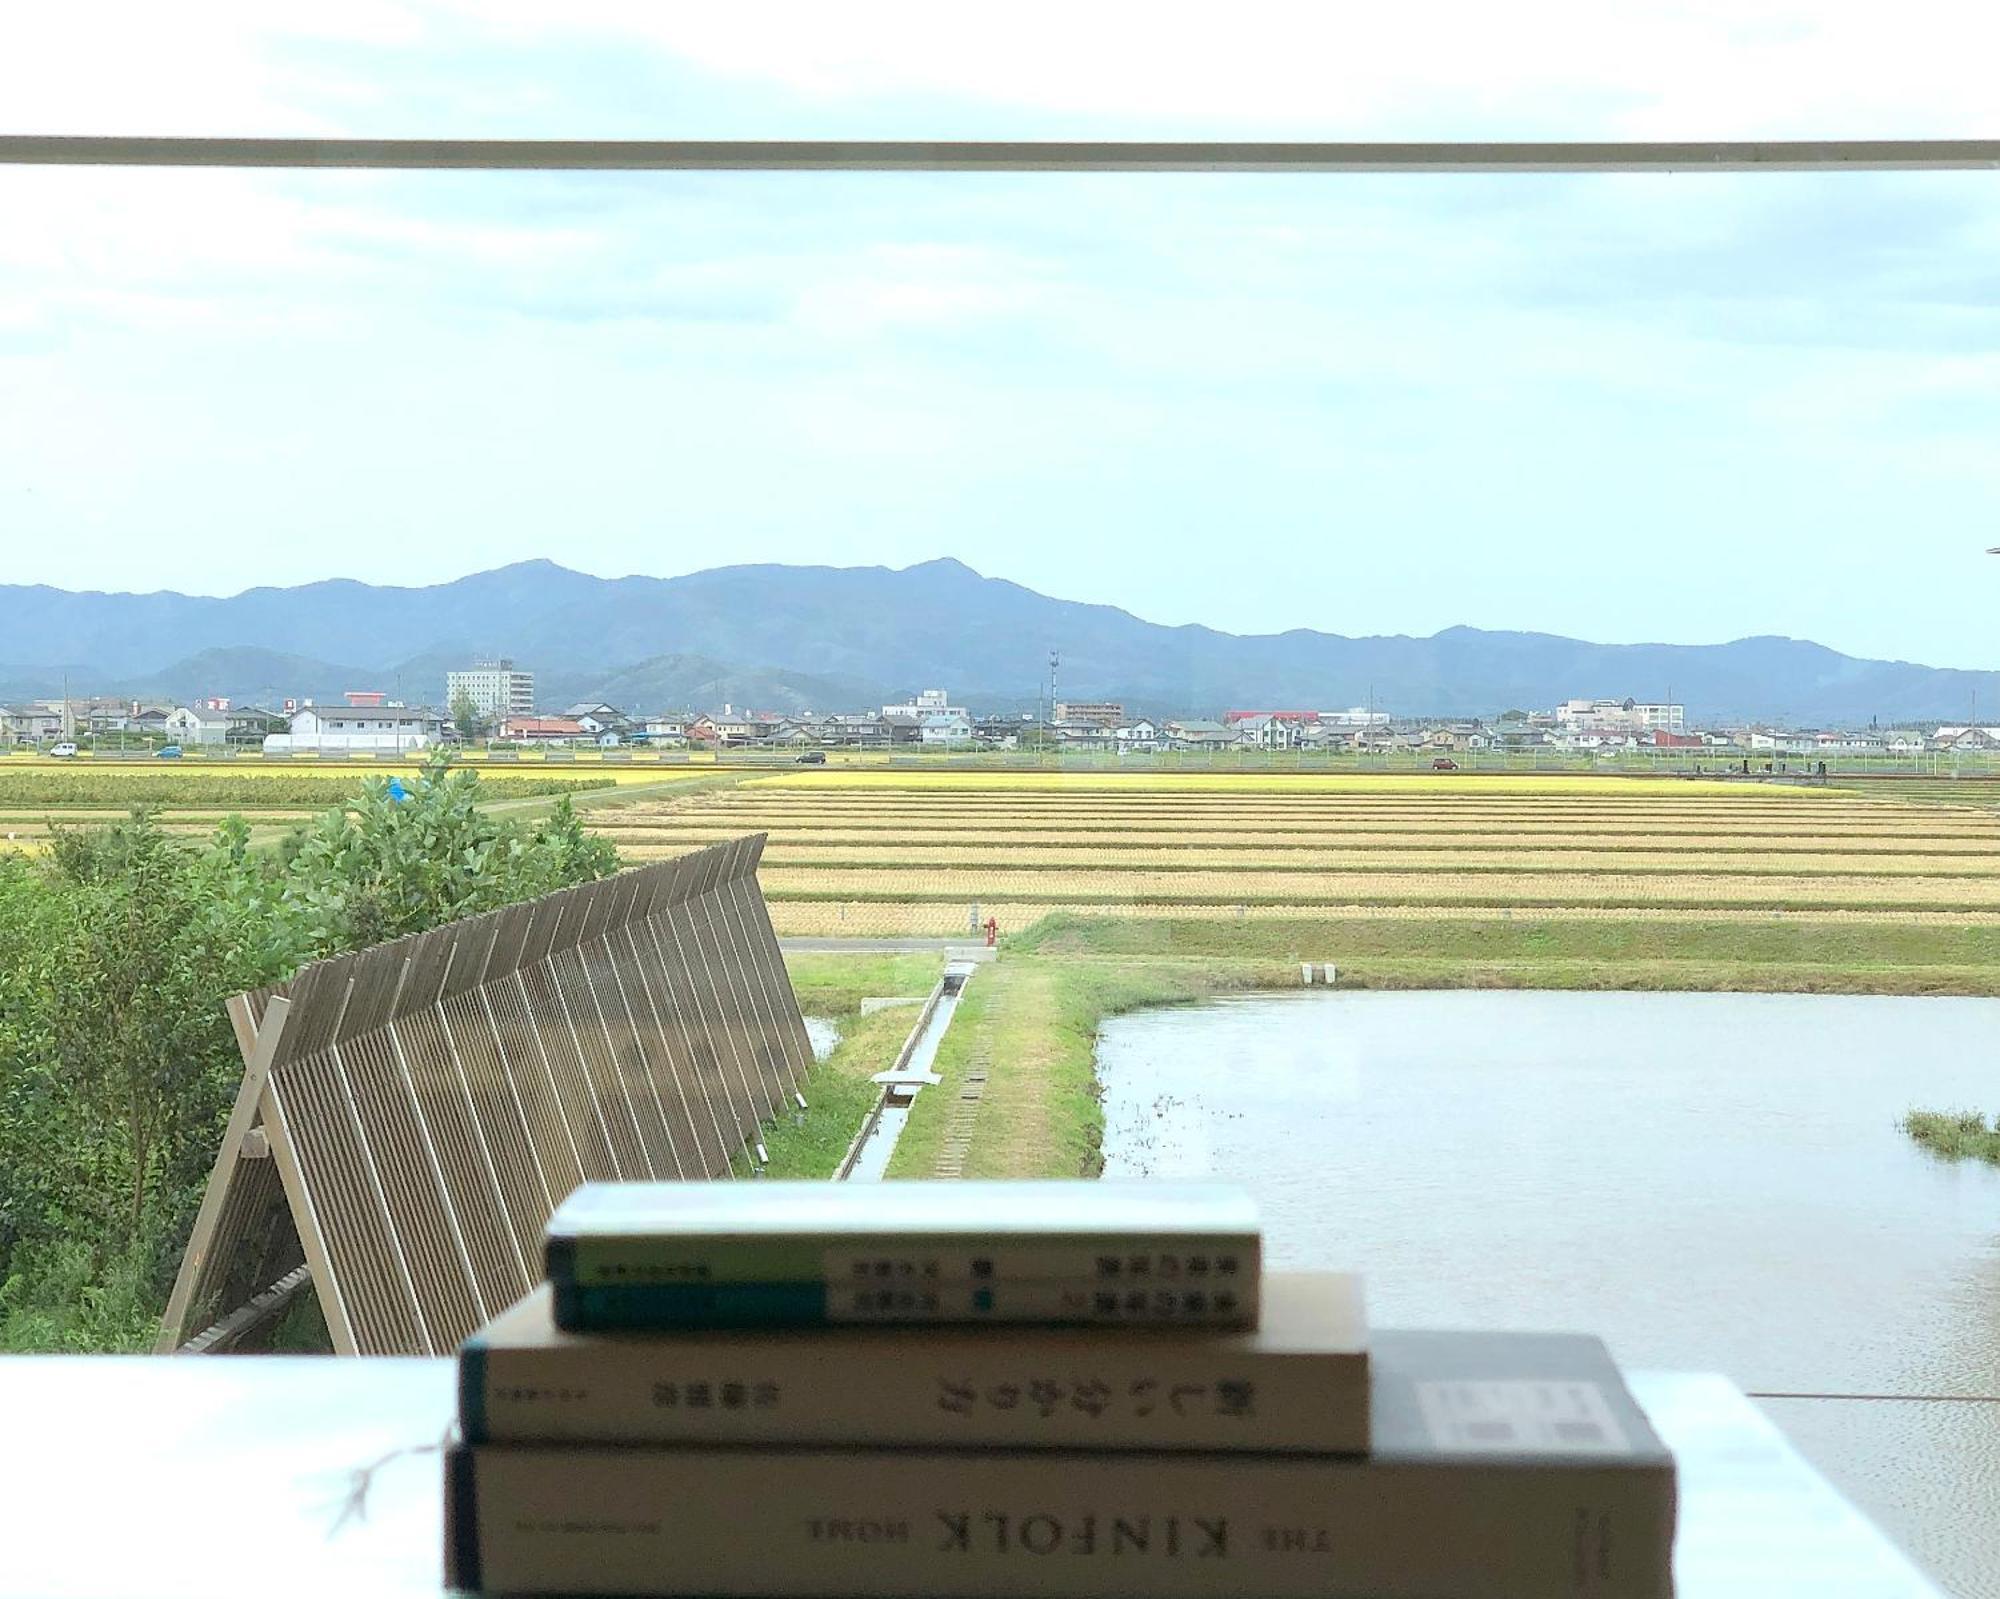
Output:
[544,1179,1262,1330]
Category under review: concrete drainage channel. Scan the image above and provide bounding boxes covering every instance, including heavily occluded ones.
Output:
[835,961,978,1181]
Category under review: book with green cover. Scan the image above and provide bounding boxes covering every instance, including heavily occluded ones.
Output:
[543,1179,1263,1330]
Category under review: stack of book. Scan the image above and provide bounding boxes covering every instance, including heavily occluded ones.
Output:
[445,1179,1677,1598]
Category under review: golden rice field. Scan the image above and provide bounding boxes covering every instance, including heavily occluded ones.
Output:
[0,757,702,786]
[586,771,2000,937]
[0,762,708,853]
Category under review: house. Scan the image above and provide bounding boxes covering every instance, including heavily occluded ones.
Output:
[1223,709,1321,728]
[919,710,975,745]
[561,703,629,737]
[1810,730,1884,755]
[822,714,889,746]
[880,711,925,745]
[3,705,64,744]
[1231,714,1300,750]
[1164,719,1234,751]
[1057,721,1117,750]
[265,705,443,754]
[696,712,773,746]
[164,704,236,747]
[639,716,690,746]
[972,716,1023,749]
[1114,719,1162,752]
[226,707,289,746]
[498,716,589,744]
[1931,726,2000,751]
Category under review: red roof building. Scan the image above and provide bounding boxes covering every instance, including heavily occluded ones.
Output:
[499,716,587,742]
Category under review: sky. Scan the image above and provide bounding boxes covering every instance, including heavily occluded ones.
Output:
[4,4,2000,667]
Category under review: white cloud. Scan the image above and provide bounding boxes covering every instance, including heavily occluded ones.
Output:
[429,0,2000,138]
[789,244,1058,337]
[11,3,2000,140]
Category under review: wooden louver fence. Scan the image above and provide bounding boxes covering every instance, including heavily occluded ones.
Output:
[158,835,811,1356]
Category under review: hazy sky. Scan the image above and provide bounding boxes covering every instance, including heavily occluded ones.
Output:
[5,4,2000,666]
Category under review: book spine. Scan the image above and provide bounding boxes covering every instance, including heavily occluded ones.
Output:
[461,1339,1368,1453]
[547,1237,1261,1293]
[553,1276,1258,1332]
[448,1442,1675,1599]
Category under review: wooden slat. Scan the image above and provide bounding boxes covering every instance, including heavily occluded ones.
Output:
[159,841,796,1355]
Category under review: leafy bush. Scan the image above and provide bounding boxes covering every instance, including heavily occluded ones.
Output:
[0,758,620,1350]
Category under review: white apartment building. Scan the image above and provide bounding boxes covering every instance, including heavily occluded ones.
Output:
[1555,697,1685,734]
[446,659,536,723]
[264,706,443,754]
[883,687,968,718]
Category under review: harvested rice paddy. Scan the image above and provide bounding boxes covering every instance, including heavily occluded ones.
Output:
[590,772,2000,942]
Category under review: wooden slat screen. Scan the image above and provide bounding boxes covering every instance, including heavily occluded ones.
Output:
[159,836,811,1355]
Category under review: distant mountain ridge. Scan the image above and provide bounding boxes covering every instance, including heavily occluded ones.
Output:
[3,558,1993,724]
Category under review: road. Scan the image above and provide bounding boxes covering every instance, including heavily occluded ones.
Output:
[779,937,996,962]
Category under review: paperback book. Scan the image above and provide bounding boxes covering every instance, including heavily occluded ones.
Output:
[462,1272,1366,1452]
[544,1179,1262,1330]
[446,1328,1676,1599]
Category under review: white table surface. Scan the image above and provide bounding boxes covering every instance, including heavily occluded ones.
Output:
[0,1358,1946,1597]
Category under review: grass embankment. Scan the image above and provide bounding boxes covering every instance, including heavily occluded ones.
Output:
[885,955,1298,1181]
[745,954,944,1178]
[748,772,1786,796]
[1009,913,2000,996]
[1900,1110,2000,1164]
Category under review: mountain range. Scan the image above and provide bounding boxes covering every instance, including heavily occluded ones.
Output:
[3,557,1993,725]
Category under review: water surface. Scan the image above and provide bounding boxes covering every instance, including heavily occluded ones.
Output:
[1098,990,2000,1597]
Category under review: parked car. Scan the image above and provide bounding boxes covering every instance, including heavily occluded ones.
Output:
[794,750,827,764]
[48,741,78,758]
[156,744,182,759]
[1430,756,1459,770]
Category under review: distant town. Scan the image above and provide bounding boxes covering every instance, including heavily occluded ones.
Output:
[7,655,2000,758]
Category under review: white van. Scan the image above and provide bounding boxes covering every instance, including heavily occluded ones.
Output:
[49,742,79,758]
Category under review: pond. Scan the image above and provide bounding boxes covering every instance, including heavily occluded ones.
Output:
[1098,989,2000,1599]
[801,1015,838,1063]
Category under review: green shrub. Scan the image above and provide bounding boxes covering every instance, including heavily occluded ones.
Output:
[0,758,620,1351]
[1901,1109,2000,1163]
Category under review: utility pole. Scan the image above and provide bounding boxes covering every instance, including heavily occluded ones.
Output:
[1048,650,1061,755]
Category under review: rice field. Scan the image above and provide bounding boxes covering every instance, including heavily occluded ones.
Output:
[0,760,700,853]
[587,771,2000,938]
